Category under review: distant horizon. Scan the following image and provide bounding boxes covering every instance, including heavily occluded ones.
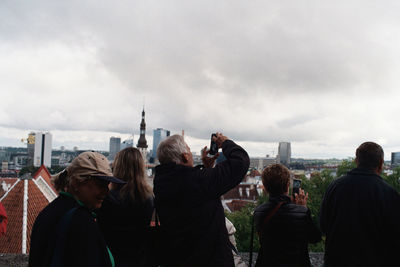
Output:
[1,134,397,161]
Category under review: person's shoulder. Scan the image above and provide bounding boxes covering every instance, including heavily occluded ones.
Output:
[284,202,309,214]
[254,202,271,213]
[35,195,73,222]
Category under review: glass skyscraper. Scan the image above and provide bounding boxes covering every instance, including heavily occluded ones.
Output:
[278,142,291,166]
[152,128,170,160]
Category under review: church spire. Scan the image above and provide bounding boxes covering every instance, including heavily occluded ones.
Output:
[137,108,148,149]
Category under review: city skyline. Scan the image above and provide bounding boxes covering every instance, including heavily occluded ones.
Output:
[1,1,400,159]
[1,129,398,161]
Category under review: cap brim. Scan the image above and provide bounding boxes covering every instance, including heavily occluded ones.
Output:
[93,175,126,184]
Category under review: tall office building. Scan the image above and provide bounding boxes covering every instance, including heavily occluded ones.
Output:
[277,142,291,166]
[33,132,52,167]
[391,152,400,167]
[152,128,170,159]
[109,137,121,160]
[137,109,148,160]
[27,132,35,166]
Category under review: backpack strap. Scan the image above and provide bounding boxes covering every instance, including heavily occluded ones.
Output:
[258,201,284,237]
[249,201,284,267]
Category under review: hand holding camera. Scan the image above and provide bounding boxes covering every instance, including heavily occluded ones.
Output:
[294,188,308,207]
[201,146,219,168]
[202,132,228,168]
[210,132,228,153]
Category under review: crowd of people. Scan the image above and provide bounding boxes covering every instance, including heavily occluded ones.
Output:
[27,133,400,267]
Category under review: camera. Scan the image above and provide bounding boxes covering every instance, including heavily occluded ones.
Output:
[292,178,302,198]
[209,133,218,155]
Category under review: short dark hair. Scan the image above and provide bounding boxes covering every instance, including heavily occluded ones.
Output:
[262,164,290,196]
[356,142,384,170]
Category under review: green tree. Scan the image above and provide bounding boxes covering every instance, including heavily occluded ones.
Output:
[382,166,400,193]
[336,158,356,177]
[19,166,40,177]
[225,203,258,252]
[301,170,335,252]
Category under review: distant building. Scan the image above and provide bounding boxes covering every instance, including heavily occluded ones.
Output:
[152,128,170,160]
[391,152,400,168]
[33,132,52,168]
[27,132,35,166]
[277,142,291,166]
[137,109,148,161]
[121,138,134,150]
[222,183,260,212]
[249,156,276,171]
[109,137,121,161]
[1,162,8,171]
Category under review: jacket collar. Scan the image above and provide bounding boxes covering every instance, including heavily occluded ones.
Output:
[268,194,291,204]
[347,167,382,178]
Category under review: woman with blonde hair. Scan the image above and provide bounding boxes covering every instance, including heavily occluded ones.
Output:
[97,147,154,267]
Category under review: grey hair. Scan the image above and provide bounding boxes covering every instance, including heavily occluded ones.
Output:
[157,135,188,164]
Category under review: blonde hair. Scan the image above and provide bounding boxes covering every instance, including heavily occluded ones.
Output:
[112,147,152,201]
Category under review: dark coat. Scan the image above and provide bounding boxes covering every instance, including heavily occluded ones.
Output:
[97,189,154,267]
[154,140,250,267]
[29,194,112,267]
[254,195,321,267]
[319,168,400,267]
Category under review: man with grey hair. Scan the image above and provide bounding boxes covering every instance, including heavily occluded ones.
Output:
[154,132,250,267]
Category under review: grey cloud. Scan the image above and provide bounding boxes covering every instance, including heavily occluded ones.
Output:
[1,0,400,157]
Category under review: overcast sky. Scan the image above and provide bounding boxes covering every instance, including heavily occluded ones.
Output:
[1,1,400,159]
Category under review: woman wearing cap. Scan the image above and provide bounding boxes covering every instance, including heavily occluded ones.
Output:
[28,151,126,267]
[97,147,154,267]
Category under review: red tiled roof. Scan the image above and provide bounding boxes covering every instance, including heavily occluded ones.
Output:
[0,180,23,253]
[26,180,49,252]
[0,176,52,253]
[226,200,252,212]
[248,169,261,177]
[223,184,259,201]
[0,178,18,199]
[33,165,57,195]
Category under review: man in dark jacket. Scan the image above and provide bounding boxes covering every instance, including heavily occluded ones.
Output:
[254,164,321,267]
[154,133,250,267]
[320,142,400,267]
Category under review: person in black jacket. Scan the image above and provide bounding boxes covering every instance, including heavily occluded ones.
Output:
[153,132,250,267]
[320,142,400,267]
[29,152,125,267]
[97,147,154,267]
[254,164,321,267]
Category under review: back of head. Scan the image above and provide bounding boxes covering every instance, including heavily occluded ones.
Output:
[262,164,290,196]
[157,134,187,164]
[355,142,384,170]
[113,147,152,201]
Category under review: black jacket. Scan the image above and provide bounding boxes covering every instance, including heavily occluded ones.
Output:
[319,168,400,267]
[254,195,321,267]
[29,193,112,267]
[97,189,154,267]
[154,139,250,267]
